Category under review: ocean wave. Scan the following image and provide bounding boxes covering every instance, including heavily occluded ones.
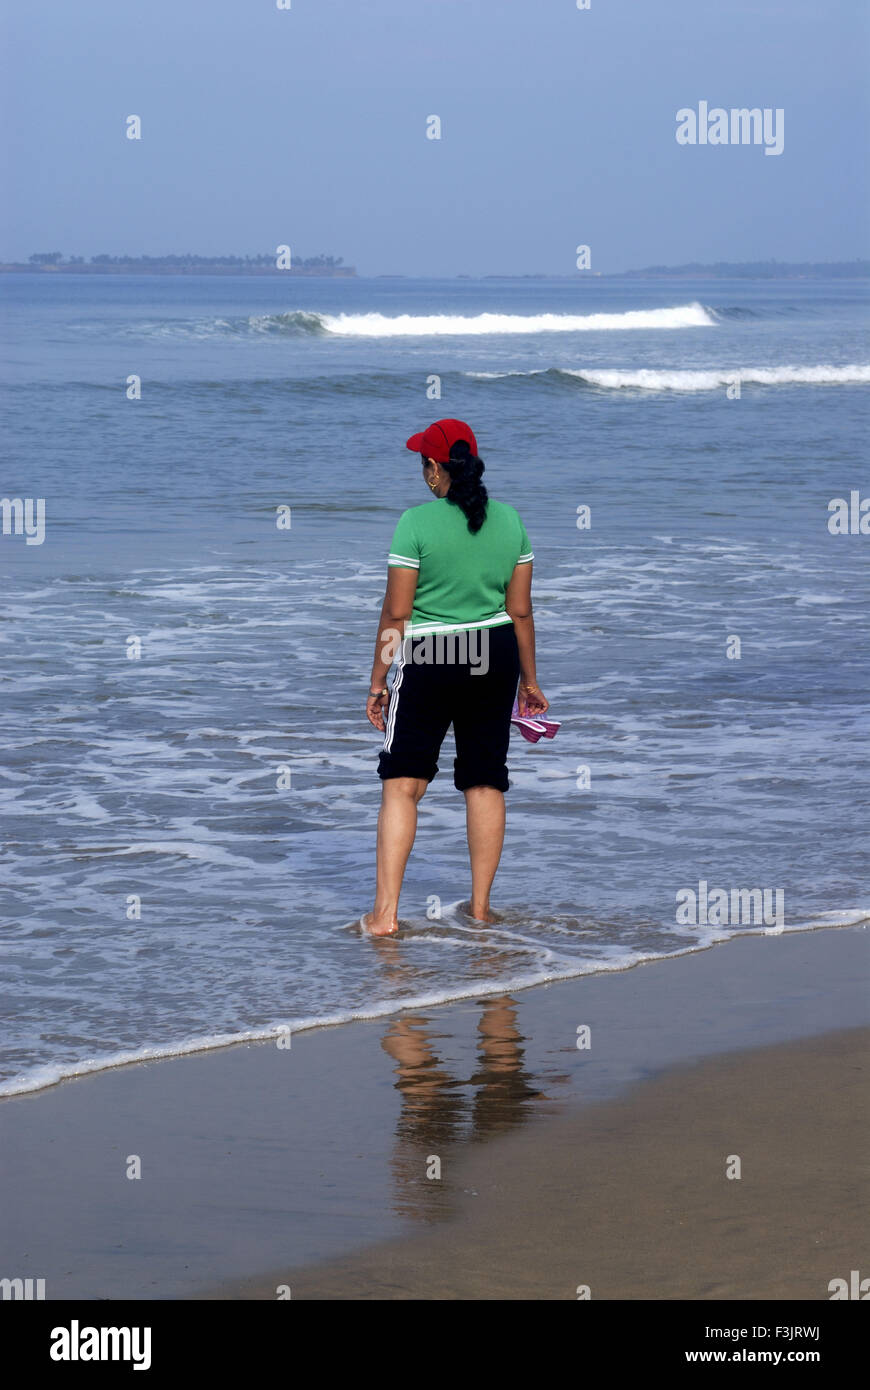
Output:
[467,364,870,391]
[130,310,330,339]
[321,303,716,335]
[708,305,761,320]
[129,303,716,340]
[711,304,811,320]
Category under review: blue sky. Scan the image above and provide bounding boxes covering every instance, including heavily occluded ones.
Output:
[1,0,867,274]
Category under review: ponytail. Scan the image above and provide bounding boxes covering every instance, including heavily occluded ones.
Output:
[430,440,488,533]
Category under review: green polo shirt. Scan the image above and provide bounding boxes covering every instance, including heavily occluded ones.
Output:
[387,497,534,636]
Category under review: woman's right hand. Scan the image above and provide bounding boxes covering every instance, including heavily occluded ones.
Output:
[517,680,548,716]
[366,691,390,732]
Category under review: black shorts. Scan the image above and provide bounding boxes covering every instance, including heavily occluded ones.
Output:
[378,622,521,792]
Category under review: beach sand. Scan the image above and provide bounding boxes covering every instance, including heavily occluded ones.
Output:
[215,1026,867,1301]
[1,925,867,1301]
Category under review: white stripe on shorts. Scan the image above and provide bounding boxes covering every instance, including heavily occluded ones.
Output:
[382,637,407,752]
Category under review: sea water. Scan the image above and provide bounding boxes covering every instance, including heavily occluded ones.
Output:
[1,273,868,1095]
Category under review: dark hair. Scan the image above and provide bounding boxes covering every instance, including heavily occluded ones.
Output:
[423,440,488,533]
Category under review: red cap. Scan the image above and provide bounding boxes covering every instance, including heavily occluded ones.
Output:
[405,418,478,465]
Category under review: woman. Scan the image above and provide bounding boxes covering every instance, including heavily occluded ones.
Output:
[363,418,548,937]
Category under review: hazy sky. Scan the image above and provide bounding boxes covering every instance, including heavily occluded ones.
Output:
[2,0,868,274]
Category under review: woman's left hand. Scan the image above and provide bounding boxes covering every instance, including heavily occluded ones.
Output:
[366,691,389,731]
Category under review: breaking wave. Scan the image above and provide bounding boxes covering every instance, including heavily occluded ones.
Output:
[129,303,717,340]
[467,364,870,392]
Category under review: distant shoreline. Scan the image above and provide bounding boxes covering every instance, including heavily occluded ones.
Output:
[1,261,866,280]
[0,264,356,277]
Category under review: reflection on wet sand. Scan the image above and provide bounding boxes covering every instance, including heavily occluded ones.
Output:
[381,995,561,1222]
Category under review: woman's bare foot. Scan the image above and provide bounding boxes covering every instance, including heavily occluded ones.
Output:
[361,912,399,938]
[462,900,502,925]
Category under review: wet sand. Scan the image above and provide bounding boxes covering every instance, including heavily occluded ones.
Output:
[213,1026,867,1300]
[1,925,867,1300]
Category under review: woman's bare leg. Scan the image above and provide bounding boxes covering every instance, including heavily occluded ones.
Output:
[364,776,428,936]
[464,785,506,922]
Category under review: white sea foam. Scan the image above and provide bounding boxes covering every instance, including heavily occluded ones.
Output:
[2,913,865,1099]
[320,303,716,336]
[108,840,258,866]
[0,951,699,1097]
[468,363,870,390]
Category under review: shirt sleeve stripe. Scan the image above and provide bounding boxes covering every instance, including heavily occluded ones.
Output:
[517,551,534,563]
[388,553,420,568]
